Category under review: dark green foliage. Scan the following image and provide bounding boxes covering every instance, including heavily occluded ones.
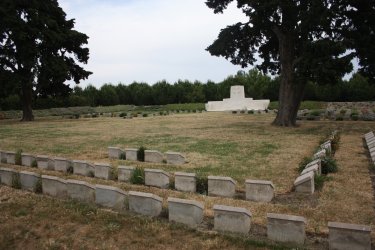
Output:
[67,164,73,174]
[142,113,148,117]
[169,178,175,190]
[119,152,126,160]
[130,167,145,185]
[248,110,254,114]
[310,110,321,117]
[0,0,92,121]
[88,171,95,178]
[15,149,22,165]
[31,159,37,168]
[232,111,237,114]
[137,146,146,162]
[298,157,313,173]
[196,175,208,195]
[34,179,43,193]
[314,175,332,191]
[321,157,338,174]
[11,173,21,189]
[119,112,127,117]
[335,117,344,121]
[110,167,118,180]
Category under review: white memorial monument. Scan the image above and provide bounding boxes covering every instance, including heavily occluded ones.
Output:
[205,85,270,111]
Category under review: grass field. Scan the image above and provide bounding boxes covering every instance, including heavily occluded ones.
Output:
[1,111,375,248]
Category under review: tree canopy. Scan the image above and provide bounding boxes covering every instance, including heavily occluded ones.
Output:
[206,0,375,126]
[0,0,91,121]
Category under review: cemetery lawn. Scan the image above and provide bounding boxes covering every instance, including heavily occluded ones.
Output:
[1,112,375,242]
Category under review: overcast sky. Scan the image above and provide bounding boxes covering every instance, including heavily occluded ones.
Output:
[59,0,251,88]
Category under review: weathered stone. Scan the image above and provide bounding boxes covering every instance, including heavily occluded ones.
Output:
[320,141,332,153]
[294,172,314,194]
[313,149,326,159]
[366,137,375,144]
[108,147,125,159]
[118,165,134,182]
[165,152,186,165]
[213,205,252,234]
[367,140,375,149]
[66,179,95,203]
[128,191,162,217]
[41,175,67,198]
[125,148,138,161]
[0,167,18,186]
[94,163,112,180]
[168,197,203,228]
[37,155,54,170]
[175,172,196,192]
[328,222,371,250]
[144,168,170,189]
[5,151,16,164]
[21,153,36,167]
[206,85,270,111]
[245,180,274,202]
[144,150,164,163]
[19,171,41,192]
[208,176,236,198]
[267,213,306,245]
[364,131,374,138]
[95,184,127,211]
[0,150,7,163]
[301,164,321,176]
[73,160,95,177]
[306,158,322,170]
[54,157,71,172]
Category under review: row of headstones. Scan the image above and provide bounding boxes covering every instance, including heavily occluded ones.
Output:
[364,131,375,164]
[293,133,335,194]
[108,147,186,165]
[0,167,371,249]
[0,149,274,202]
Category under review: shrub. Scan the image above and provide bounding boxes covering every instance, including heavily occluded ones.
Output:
[130,167,145,185]
[335,116,344,121]
[119,152,126,160]
[159,111,163,115]
[119,112,127,117]
[298,157,313,173]
[137,146,146,162]
[248,110,254,114]
[88,170,95,178]
[110,167,118,180]
[67,164,74,174]
[351,115,359,121]
[331,132,340,153]
[196,175,208,195]
[193,110,197,113]
[73,113,80,119]
[240,110,245,114]
[321,157,338,174]
[340,109,346,115]
[34,179,43,193]
[232,110,237,114]
[169,178,175,189]
[11,173,21,189]
[31,159,37,168]
[15,149,22,165]
[310,110,321,116]
[142,113,148,117]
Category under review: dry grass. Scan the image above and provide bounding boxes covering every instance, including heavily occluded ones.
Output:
[1,112,375,244]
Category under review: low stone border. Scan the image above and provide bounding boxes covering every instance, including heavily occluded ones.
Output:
[267,213,306,245]
[294,171,314,194]
[213,205,252,234]
[1,167,372,248]
[19,171,40,192]
[110,146,187,165]
[328,222,371,250]
[168,197,204,228]
[118,165,134,182]
[95,184,127,211]
[128,191,163,217]
[245,179,274,202]
[208,176,236,198]
[145,168,170,189]
[21,153,36,167]
[174,172,196,192]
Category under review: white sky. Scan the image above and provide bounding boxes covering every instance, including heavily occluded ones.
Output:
[59,0,251,88]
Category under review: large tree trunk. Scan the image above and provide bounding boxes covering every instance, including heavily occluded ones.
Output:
[272,30,305,126]
[20,82,34,121]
